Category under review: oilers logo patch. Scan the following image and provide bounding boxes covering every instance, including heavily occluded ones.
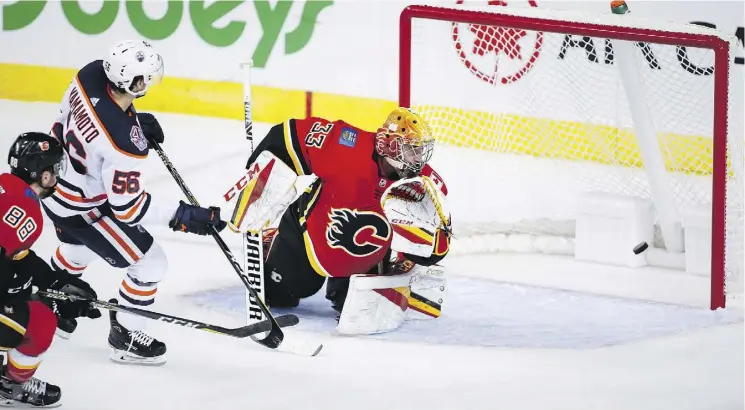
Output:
[130,126,148,151]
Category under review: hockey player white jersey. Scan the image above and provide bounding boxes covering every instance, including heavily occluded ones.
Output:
[44,60,174,227]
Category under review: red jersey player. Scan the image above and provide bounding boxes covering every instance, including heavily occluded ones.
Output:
[227,108,451,318]
[0,132,99,407]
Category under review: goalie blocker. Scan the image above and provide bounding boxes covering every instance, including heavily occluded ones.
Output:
[224,109,452,334]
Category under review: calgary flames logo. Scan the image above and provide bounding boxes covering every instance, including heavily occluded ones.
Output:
[326,208,392,257]
[452,0,542,84]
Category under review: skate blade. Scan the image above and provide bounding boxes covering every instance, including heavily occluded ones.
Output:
[54,328,73,340]
[0,397,62,408]
[109,348,167,366]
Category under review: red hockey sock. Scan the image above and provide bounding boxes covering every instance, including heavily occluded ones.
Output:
[6,301,56,382]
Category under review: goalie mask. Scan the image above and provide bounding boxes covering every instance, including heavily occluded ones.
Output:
[375,108,435,179]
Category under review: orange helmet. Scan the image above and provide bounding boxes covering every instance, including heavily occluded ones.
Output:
[375,107,435,178]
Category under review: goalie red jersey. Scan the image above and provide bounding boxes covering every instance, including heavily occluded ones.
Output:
[0,173,44,257]
[231,108,451,310]
[287,117,401,277]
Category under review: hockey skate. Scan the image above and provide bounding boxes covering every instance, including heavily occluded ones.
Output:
[37,285,78,340]
[0,373,61,408]
[53,318,76,340]
[107,299,167,366]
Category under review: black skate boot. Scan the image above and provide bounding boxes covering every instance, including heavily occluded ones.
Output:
[39,291,78,340]
[49,299,77,340]
[46,266,80,340]
[46,265,95,340]
[107,299,167,366]
[54,318,77,340]
[0,373,62,408]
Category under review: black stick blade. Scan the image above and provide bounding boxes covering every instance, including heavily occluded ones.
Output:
[233,314,300,338]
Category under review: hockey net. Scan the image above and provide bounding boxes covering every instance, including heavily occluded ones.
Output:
[400,4,743,309]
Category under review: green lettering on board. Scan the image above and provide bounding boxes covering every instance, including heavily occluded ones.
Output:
[253,1,293,68]
[127,0,183,40]
[1,0,333,68]
[284,1,332,55]
[62,1,119,35]
[2,1,47,31]
[190,1,245,47]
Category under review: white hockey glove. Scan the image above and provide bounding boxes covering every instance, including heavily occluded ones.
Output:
[382,176,450,258]
[224,151,316,233]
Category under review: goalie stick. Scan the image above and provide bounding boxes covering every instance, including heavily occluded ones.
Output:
[240,61,268,342]
[37,290,299,338]
[240,61,323,357]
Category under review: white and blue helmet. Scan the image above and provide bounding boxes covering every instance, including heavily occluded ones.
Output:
[103,40,164,98]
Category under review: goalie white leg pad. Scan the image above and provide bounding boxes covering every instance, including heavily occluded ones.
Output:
[336,263,447,334]
[337,273,415,335]
[407,264,447,320]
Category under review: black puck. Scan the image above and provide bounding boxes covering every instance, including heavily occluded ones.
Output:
[633,242,649,255]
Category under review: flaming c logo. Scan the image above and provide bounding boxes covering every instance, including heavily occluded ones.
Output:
[326,208,391,257]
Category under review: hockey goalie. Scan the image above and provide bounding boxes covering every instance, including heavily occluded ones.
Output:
[225,108,451,334]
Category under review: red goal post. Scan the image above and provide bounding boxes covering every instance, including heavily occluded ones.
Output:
[399,4,742,310]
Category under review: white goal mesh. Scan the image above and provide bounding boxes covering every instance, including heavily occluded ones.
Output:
[401,4,743,309]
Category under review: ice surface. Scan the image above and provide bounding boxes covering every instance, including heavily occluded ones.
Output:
[189,272,741,349]
[0,100,741,410]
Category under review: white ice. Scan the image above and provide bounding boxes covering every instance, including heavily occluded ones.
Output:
[0,100,741,410]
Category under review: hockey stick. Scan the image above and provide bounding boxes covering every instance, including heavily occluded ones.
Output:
[37,290,299,338]
[238,61,323,357]
[147,138,289,349]
[239,61,269,341]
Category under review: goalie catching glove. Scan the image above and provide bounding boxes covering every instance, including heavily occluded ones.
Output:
[382,175,451,264]
[226,151,316,233]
